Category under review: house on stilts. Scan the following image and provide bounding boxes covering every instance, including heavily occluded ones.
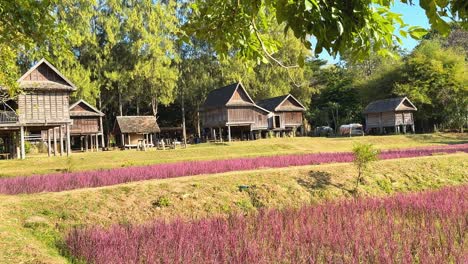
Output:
[257,94,306,136]
[69,99,105,151]
[200,82,270,141]
[113,116,160,149]
[363,97,417,134]
[0,58,76,159]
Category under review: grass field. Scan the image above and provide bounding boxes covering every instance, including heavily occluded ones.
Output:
[0,153,466,263]
[0,133,466,177]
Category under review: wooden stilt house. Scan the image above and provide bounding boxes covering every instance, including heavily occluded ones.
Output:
[200,82,270,142]
[257,94,306,135]
[0,58,76,159]
[69,99,105,151]
[363,97,417,134]
[113,116,160,148]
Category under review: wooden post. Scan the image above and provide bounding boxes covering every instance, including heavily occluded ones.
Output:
[127,134,131,148]
[227,125,231,142]
[20,126,25,160]
[402,125,407,134]
[121,134,125,148]
[219,127,222,142]
[66,124,71,156]
[95,134,99,151]
[47,129,51,157]
[212,128,216,141]
[100,116,105,149]
[59,126,64,156]
[53,127,57,156]
[85,135,89,152]
[411,124,415,134]
[80,136,84,151]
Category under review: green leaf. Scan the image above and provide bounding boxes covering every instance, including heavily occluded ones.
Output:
[399,29,408,38]
[409,27,428,39]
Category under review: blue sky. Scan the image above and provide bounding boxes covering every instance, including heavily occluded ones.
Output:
[318,0,430,64]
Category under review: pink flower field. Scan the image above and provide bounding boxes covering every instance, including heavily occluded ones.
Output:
[65,185,467,264]
[0,144,466,194]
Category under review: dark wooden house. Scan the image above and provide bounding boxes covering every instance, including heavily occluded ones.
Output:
[69,99,105,151]
[200,82,270,141]
[257,94,306,135]
[0,58,76,159]
[363,97,417,134]
[113,116,160,148]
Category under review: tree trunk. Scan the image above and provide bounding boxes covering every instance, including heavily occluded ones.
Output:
[136,97,140,116]
[151,97,159,117]
[197,106,201,138]
[118,90,123,116]
[181,86,187,145]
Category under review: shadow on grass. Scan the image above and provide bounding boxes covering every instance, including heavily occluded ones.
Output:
[297,171,354,195]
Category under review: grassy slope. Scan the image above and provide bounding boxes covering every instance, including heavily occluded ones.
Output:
[0,153,466,263]
[0,133,466,178]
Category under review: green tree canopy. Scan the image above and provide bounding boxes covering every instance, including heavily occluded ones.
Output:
[186,0,466,65]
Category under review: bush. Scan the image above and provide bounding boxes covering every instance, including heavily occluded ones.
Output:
[24,141,32,154]
[352,143,379,194]
[152,197,171,208]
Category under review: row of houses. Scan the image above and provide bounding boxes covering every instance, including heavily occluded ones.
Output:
[0,59,161,159]
[200,82,306,141]
[0,58,418,159]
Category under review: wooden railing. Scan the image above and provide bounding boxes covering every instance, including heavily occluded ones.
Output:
[0,111,18,124]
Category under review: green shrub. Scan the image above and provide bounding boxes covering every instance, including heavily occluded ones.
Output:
[152,197,171,208]
[24,141,32,154]
[352,143,379,195]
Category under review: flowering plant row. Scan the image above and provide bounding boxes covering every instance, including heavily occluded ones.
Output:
[0,144,466,194]
[65,185,468,264]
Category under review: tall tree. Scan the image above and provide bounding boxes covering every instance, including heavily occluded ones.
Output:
[394,40,467,132]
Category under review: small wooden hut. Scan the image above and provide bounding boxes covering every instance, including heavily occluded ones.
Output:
[257,94,306,135]
[200,82,270,141]
[0,58,76,159]
[69,99,105,151]
[363,97,417,134]
[113,116,160,148]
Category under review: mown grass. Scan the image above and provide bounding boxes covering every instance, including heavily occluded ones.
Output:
[0,133,466,178]
[0,153,466,263]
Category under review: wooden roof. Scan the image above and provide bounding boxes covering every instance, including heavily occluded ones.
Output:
[202,82,270,113]
[257,94,306,112]
[18,58,77,91]
[115,116,160,134]
[363,97,417,114]
[69,99,105,117]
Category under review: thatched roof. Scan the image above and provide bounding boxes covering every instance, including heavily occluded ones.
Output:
[115,116,160,134]
[257,94,306,112]
[364,97,417,114]
[69,99,105,117]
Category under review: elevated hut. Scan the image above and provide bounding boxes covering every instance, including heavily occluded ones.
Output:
[257,94,306,135]
[200,82,270,141]
[113,116,160,148]
[0,58,76,159]
[69,99,105,151]
[363,97,417,134]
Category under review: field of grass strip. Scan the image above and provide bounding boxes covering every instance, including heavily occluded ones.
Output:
[65,185,467,263]
[1,144,466,194]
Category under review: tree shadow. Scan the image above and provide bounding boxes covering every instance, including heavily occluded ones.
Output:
[297,171,354,195]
